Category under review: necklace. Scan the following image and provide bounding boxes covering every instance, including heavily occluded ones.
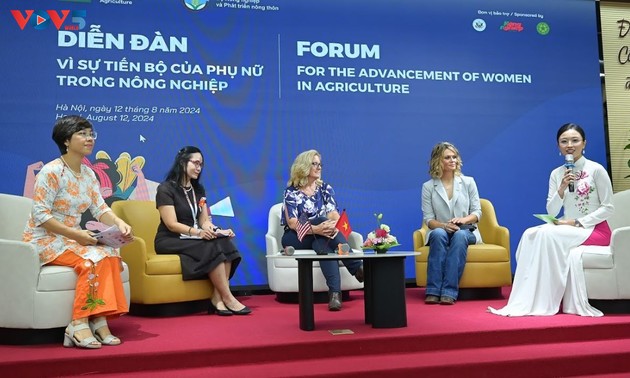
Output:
[181,185,192,192]
[60,156,82,178]
[302,184,317,196]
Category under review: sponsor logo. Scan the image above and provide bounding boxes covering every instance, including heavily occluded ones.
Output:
[184,0,208,11]
[10,10,86,31]
[537,22,550,35]
[472,18,486,32]
[500,21,524,32]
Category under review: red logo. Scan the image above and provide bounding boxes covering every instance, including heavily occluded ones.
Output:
[500,21,524,32]
[10,10,73,30]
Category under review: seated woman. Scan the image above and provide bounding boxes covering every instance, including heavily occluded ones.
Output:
[24,115,132,349]
[421,142,482,305]
[489,123,614,317]
[281,149,363,311]
[154,146,251,316]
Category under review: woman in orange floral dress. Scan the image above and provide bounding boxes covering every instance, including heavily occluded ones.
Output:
[23,115,132,349]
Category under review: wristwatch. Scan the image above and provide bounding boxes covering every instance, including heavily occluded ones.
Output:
[574,220,583,228]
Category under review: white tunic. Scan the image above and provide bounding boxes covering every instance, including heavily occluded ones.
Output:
[488,157,614,317]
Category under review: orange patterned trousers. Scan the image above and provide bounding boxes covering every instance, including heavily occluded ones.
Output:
[49,251,128,320]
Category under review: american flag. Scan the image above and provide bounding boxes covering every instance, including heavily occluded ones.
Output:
[297,213,312,242]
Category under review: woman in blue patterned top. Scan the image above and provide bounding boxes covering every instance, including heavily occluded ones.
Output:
[281,150,363,311]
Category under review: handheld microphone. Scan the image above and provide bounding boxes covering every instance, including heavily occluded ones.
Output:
[565,154,575,193]
[283,246,295,256]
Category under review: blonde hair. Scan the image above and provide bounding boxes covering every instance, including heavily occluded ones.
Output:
[287,149,323,188]
[428,142,463,178]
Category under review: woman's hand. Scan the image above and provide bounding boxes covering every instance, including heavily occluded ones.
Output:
[213,228,235,238]
[445,217,468,232]
[449,217,467,225]
[444,222,459,233]
[553,219,576,226]
[199,227,235,240]
[197,228,213,239]
[115,219,133,236]
[316,220,338,238]
[559,168,574,194]
[112,218,134,245]
[75,229,98,246]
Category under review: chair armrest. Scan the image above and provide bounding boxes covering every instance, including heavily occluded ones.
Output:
[0,239,40,324]
[348,231,363,251]
[0,239,40,283]
[611,226,630,253]
[120,236,148,267]
[413,228,427,251]
[266,233,281,255]
[119,236,149,301]
[483,225,510,254]
[611,226,630,291]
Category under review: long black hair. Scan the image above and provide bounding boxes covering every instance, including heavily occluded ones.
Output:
[164,146,205,191]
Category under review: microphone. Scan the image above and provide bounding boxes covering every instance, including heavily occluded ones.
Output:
[565,154,575,192]
[283,246,295,256]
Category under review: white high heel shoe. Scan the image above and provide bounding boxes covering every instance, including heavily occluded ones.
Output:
[89,318,121,346]
[63,322,101,349]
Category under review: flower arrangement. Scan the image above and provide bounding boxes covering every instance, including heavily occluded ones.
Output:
[362,213,400,253]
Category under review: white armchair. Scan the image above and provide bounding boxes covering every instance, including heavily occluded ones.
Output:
[265,203,364,299]
[576,190,630,301]
[0,193,130,343]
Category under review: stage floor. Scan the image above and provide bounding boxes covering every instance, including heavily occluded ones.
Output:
[3,287,630,377]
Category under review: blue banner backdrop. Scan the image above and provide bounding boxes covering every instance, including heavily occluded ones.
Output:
[0,0,605,287]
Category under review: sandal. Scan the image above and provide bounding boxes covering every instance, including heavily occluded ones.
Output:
[63,322,101,349]
[89,318,122,346]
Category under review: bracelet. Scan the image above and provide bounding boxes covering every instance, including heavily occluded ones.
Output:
[188,226,192,236]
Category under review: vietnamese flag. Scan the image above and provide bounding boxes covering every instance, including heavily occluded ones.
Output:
[335,209,352,239]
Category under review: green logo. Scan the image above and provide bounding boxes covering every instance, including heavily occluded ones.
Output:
[537,22,550,35]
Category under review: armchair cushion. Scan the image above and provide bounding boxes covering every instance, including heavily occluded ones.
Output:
[581,246,614,269]
[145,255,184,275]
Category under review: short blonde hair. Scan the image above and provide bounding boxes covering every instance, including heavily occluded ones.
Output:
[287,149,323,188]
[428,142,463,178]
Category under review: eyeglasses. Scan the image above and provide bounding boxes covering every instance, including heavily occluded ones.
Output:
[559,138,583,146]
[189,159,204,169]
[311,162,323,168]
[76,131,97,140]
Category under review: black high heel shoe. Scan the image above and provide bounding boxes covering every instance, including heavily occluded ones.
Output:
[208,302,233,316]
[226,304,252,315]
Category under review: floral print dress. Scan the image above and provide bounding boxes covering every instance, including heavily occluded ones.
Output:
[282,182,338,225]
[23,158,118,265]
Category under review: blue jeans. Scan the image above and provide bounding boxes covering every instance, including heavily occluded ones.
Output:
[426,228,476,300]
[282,216,362,293]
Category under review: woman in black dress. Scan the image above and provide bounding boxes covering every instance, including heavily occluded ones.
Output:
[154,146,251,315]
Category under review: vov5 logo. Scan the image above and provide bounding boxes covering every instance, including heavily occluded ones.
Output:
[10,10,86,30]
